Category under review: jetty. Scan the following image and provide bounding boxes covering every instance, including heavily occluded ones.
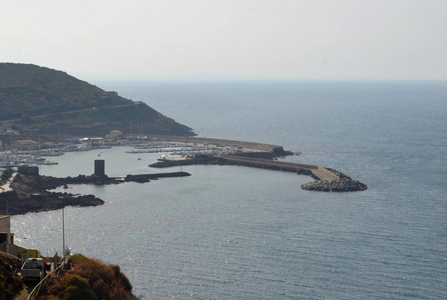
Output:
[144,135,284,153]
[218,155,340,181]
[146,136,367,192]
[145,135,339,181]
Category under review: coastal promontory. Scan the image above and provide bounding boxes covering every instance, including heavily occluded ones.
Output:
[0,63,194,137]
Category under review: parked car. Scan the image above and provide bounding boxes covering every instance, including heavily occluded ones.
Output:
[20,258,45,281]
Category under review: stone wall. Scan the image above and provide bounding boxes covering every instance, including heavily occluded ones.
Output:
[17,166,39,176]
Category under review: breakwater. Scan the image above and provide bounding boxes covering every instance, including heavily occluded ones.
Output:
[144,136,367,192]
[220,155,367,191]
[222,156,367,192]
[219,154,338,180]
[143,134,285,153]
[150,152,367,192]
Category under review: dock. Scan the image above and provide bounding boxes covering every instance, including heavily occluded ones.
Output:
[218,155,340,181]
[145,135,341,182]
[144,135,285,153]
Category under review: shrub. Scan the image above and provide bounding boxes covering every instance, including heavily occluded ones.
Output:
[38,255,137,300]
[111,265,133,292]
[0,275,5,300]
[20,114,33,124]
[62,275,97,300]
[70,253,87,264]
[0,168,13,183]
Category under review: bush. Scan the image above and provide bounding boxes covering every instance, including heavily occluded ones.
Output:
[38,255,137,300]
[0,275,5,300]
[62,275,97,300]
[111,265,133,292]
[0,168,13,183]
[70,253,87,264]
[20,114,33,124]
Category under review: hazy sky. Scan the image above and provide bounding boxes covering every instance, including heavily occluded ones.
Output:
[2,0,447,81]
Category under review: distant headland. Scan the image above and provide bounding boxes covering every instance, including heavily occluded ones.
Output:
[0,63,194,138]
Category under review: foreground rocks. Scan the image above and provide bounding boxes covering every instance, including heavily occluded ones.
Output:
[0,252,23,299]
[301,179,368,192]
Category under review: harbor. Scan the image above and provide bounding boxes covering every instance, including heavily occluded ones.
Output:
[0,134,287,168]
[1,134,367,192]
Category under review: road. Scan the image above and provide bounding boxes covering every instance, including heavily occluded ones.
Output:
[0,172,17,193]
[0,103,136,123]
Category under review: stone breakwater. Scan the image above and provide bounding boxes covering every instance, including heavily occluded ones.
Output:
[150,154,367,192]
[124,172,191,183]
[302,168,367,192]
[146,136,367,192]
[301,179,368,192]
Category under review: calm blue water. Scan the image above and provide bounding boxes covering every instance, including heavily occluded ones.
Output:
[11,81,447,299]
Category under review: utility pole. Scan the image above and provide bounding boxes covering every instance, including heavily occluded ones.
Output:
[62,203,65,258]
[59,196,65,259]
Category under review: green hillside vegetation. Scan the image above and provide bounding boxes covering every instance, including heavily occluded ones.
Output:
[0,63,193,137]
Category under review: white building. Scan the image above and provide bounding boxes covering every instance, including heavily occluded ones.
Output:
[0,215,25,256]
[0,215,11,253]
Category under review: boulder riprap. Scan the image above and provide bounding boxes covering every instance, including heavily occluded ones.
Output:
[301,179,367,192]
[124,171,191,183]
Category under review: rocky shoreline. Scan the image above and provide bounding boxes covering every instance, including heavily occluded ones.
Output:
[0,169,191,215]
[302,168,367,192]
[0,149,368,215]
[0,190,105,215]
[124,171,190,183]
[301,179,368,192]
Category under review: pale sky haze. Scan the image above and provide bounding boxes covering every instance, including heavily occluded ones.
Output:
[1,0,446,81]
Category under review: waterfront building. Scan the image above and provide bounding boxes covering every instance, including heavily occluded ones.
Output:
[0,215,27,257]
[15,139,39,150]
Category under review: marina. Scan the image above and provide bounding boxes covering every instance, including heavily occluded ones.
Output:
[0,135,286,169]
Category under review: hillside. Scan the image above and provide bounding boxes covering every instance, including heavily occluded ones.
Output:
[0,63,194,137]
[0,252,138,300]
[33,254,138,300]
[0,251,23,299]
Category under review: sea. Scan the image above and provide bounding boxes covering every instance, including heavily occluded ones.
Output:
[10,81,447,299]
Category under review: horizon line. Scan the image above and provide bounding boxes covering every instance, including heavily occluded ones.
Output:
[89,78,447,84]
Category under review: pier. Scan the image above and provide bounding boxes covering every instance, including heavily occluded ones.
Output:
[218,155,340,181]
[145,135,342,182]
[144,135,285,153]
[147,136,366,191]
